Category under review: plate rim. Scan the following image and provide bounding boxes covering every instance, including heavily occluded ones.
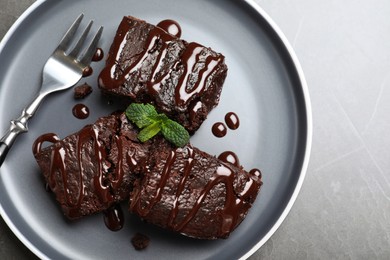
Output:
[239,1,312,259]
[0,1,52,259]
[0,1,312,259]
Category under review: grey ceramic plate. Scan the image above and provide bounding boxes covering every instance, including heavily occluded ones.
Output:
[0,0,311,259]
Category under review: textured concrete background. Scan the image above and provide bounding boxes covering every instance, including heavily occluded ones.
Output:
[1,0,390,259]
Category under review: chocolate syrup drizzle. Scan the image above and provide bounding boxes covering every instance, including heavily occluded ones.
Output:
[130,146,260,237]
[98,21,223,108]
[103,204,124,231]
[32,126,127,222]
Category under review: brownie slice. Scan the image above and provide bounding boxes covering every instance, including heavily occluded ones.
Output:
[98,16,228,134]
[32,113,150,219]
[129,138,262,239]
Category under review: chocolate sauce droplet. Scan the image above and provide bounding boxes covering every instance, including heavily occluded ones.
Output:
[32,133,60,155]
[249,168,262,179]
[225,112,240,130]
[156,19,182,38]
[212,122,227,138]
[103,204,124,231]
[72,104,89,119]
[92,48,104,62]
[218,151,240,167]
[82,66,93,77]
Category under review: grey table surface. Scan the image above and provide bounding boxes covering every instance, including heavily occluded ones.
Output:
[1,0,390,259]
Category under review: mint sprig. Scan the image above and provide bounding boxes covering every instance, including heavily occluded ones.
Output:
[125,103,190,147]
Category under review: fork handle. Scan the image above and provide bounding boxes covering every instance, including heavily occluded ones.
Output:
[0,142,9,166]
[0,94,45,167]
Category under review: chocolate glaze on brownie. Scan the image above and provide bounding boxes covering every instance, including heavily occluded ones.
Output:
[98,16,228,134]
[129,138,262,239]
[32,113,150,219]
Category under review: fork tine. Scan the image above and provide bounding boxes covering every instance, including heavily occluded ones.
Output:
[68,20,93,57]
[57,14,84,52]
[78,26,103,65]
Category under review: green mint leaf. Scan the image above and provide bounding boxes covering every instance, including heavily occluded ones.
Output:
[125,103,190,146]
[125,103,158,128]
[137,122,161,142]
[150,113,169,122]
[161,119,190,147]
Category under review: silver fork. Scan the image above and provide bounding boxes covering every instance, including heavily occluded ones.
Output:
[0,14,103,166]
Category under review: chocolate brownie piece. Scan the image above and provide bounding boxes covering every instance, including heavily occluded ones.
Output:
[131,233,150,250]
[32,113,150,219]
[98,16,228,134]
[129,138,262,239]
[74,83,93,99]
